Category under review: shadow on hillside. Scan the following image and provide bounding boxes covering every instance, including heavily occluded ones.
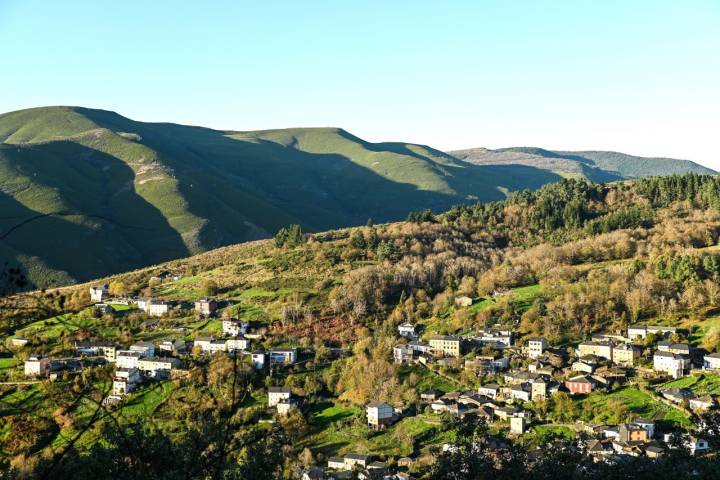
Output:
[77,107,562,239]
[0,141,189,284]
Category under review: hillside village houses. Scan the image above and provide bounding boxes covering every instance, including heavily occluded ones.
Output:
[428,335,462,357]
[366,401,395,430]
[627,324,677,340]
[268,386,292,407]
[526,337,548,359]
[89,284,109,302]
[397,322,418,338]
[703,352,720,370]
[137,297,171,317]
[24,354,51,377]
[653,351,691,379]
[222,319,248,337]
[194,297,218,316]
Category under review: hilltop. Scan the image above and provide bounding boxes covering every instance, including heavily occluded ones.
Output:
[0,106,559,288]
[0,106,713,289]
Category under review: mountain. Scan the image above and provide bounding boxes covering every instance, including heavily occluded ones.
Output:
[0,106,560,287]
[451,146,715,182]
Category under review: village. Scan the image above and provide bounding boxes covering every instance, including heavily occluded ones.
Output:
[7,281,719,480]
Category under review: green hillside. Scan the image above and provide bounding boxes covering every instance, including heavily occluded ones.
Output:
[452,146,715,182]
[0,106,559,287]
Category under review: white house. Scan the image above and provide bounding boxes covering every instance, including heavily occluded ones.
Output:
[653,351,691,379]
[116,350,143,369]
[112,368,142,395]
[130,341,155,357]
[366,401,394,430]
[478,384,500,400]
[703,352,720,371]
[137,357,181,379]
[222,319,248,337]
[251,351,267,369]
[24,355,50,377]
[192,337,214,352]
[527,337,548,359]
[268,386,292,407]
[138,298,170,317]
[398,323,418,338]
[90,284,109,302]
[226,337,250,352]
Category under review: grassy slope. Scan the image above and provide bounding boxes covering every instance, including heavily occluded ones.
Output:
[0,106,560,288]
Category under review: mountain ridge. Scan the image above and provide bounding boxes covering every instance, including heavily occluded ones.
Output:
[0,105,713,288]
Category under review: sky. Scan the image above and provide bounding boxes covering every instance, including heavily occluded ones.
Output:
[0,0,718,168]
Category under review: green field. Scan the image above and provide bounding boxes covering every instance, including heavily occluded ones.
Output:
[580,386,690,426]
[660,373,720,396]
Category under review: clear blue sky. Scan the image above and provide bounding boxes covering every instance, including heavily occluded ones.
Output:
[1,0,718,167]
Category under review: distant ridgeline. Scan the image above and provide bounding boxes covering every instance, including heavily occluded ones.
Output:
[0,105,713,288]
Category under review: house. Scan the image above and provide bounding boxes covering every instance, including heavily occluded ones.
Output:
[577,340,614,361]
[300,466,326,480]
[393,345,416,364]
[465,355,509,373]
[431,398,462,415]
[509,384,531,402]
[268,386,292,407]
[454,296,473,307]
[657,342,691,356]
[510,416,527,434]
[90,284,109,302]
[653,351,691,379]
[192,336,214,352]
[612,343,640,366]
[343,453,371,470]
[428,335,462,357]
[689,395,716,412]
[222,319,247,337]
[664,434,712,455]
[194,298,218,316]
[477,384,500,400]
[619,423,649,442]
[137,357,181,379]
[686,437,711,455]
[473,329,512,348]
[420,389,443,402]
[661,387,695,404]
[565,375,597,394]
[703,352,720,371]
[270,348,298,365]
[112,367,142,395]
[644,445,665,458]
[627,325,677,340]
[159,338,187,355]
[366,401,394,430]
[116,351,143,369]
[276,398,299,415]
[226,337,250,352]
[138,298,171,317]
[407,340,432,354]
[327,457,346,470]
[251,350,267,369]
[527,337,548,359]
[635,418,655,439]
[130,341,155,357]
[10,337,28,347]
[24,355,50,377]
[398,323,418,338]
[572,360,596,374]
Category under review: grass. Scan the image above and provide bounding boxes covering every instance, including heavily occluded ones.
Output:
[0,357,17,371]
[661,373,720,396]
[579,386,691,427]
